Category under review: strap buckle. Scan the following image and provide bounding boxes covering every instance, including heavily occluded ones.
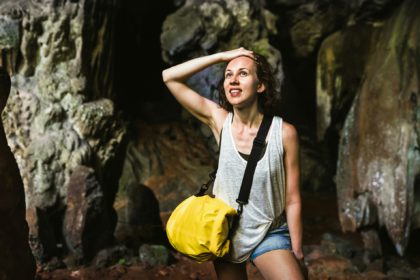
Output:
[236,201,244,215]
[209,170,216,181]
[195,170,216,196]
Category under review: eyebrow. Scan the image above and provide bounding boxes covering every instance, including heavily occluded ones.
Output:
[225,67,249,72]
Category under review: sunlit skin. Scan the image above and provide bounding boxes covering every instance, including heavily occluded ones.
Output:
[162,47,305,280]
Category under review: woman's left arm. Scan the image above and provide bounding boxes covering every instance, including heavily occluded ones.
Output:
[282,122,304,263]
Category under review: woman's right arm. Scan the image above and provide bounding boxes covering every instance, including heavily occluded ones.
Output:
[162,53,224,129]
[162,48,254,132]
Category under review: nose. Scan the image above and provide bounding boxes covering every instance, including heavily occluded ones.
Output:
[229,73,239,84]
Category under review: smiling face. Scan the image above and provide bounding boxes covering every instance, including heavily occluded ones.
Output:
[223,56,265,109]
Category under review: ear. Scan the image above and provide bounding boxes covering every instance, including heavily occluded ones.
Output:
[257,82,266,93]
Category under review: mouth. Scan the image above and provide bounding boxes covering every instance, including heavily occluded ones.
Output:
[229,88,242,97]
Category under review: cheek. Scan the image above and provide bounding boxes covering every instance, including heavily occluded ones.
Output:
[223,80,229,91]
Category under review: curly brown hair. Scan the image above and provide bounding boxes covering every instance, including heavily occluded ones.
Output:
[217,52,281,116]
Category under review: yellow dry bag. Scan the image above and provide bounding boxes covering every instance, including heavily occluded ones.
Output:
[166,194,237,263]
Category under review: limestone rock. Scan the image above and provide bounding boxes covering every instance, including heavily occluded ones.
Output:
[114,183,166,249]
[0,68,35,280]
[268,0,404,60]
[336,0,420,256]
[316,25,374,142]
[92,245,132,268]
[117,120,216,213]
[63,166,116,262]
[0,0,126,264]
[138,244,171,267]
[161,0,283,75]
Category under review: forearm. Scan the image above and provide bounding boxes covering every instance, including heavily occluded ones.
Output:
[162,47,254,83]
[162,53,223,83]
[286,201,303,259]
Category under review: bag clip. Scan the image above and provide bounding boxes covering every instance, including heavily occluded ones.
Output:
[195,170,216,196]
[236,202,243,215]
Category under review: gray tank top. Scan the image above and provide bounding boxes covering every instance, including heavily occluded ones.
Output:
[213,113,286,263]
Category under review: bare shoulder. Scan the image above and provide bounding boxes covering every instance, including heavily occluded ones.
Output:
[281,121,299,148]
[209,108,229,144]
[211,108,229,132]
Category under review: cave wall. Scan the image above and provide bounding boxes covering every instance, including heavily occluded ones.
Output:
[0,67,35,280]
[317,0,420,256]
[0,0,126,265]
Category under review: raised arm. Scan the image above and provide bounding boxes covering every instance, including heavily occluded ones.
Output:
[162,48,254,133]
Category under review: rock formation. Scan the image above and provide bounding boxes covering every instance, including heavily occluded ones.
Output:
[318,0,420,255]
[0,0,126,264]
[0,67,35,280]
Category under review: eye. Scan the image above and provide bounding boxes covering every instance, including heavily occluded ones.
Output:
[225,72,232,78]
[239,71,247,77]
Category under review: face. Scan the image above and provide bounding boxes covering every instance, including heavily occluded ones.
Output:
[223,56,265,109]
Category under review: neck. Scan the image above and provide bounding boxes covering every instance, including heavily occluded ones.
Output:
[232,105,263,129]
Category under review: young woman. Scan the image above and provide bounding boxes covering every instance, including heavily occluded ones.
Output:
[162,47,305,280]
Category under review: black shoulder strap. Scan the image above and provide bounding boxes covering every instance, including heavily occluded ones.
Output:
[235,115,273,214]
[195,128,223,196]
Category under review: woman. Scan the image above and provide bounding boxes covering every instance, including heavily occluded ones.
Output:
[162,47,305,279]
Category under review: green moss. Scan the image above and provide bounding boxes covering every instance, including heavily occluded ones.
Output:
[250,38,271,57]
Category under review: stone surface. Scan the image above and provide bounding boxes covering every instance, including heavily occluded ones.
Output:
[138,244,171,267]
[63,166,116,262]
[114,183,166,249]
[299,133,332,191]
[117,120,216,213]
[0,68,35,279]
[282,0,404,58]
[267,0,404,132]
[335,0,420,255]
[161,0,283,80]
[26,206,60,264]
[316,25,374,142]
[0,0,126,264]
[92,245,132,268]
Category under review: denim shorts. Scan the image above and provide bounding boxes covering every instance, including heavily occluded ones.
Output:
[250,224,291,261]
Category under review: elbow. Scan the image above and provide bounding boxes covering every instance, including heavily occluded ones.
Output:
[162,68,175,84]
[162,69,170,83]
[286,200,301,212]
[287,200,301,207]
[286,193,302,208]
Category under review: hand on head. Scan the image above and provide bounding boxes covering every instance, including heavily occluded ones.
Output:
[220,47,254,62]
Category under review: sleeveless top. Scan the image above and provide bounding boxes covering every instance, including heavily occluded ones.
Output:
[212,113,286,263]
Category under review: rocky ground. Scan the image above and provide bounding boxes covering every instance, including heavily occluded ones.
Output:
[35,191,420,280]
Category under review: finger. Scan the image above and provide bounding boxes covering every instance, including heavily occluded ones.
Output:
[237,47,252,54]
[240,50,255,59]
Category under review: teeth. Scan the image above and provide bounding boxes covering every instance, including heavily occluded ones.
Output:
[230,89,241,93]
